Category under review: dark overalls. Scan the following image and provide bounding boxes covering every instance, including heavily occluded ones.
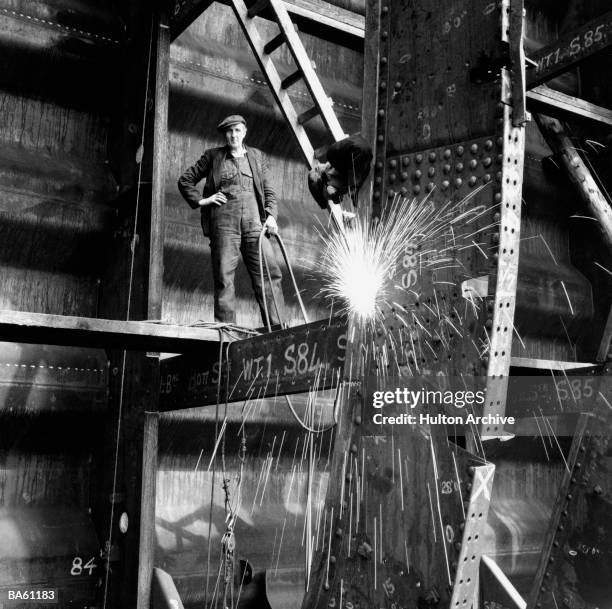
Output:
[209,155,284,326]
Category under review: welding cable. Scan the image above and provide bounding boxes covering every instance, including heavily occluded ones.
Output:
[282,378,342,434]
[188,320,260,342]
[187,320,259,335]
[147,318,258,335]
[260,244,282,332]
[257,227,341,433]
[258,227,309,331]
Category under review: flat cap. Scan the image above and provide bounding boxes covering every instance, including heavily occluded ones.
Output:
[217,114,246,132]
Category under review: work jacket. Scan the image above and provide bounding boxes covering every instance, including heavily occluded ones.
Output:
[178,146,277,236]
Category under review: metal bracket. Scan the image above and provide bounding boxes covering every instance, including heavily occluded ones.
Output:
[508,0,530,126]
[450,463,496,607]
[482,0,528,438]
[480,554,526,609]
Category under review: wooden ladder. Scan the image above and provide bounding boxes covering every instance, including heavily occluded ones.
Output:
[230,0,349,230]
[230,0,346,167]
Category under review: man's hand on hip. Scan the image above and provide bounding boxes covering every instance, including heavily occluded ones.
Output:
[264,215,278,235]
[199,192,227,207]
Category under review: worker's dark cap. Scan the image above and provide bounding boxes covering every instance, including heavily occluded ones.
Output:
[217,114,247,132]
[308,163,331,210]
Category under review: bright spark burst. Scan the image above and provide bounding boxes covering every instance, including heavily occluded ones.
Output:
[314,189,493,374]
[317,214,387,322]
[316,192,486,326]
[318,196,433,323]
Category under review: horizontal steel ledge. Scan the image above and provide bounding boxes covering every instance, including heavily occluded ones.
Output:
[0,310,226,352]
[527,86,612,126]
[510,357,596,370]
[159,317,348,410]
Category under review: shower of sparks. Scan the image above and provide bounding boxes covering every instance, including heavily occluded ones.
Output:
[595,261,612,277]
[599,391,612,412]
[313,192,493,373]
[533,415,550,461]
[539,234,557,266]
[560,280,574,316]
[585,139,606,151]
[427,482,437,542]
[318,196,461,322]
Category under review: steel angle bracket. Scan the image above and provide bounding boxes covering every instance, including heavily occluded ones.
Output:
[508,0,530,127]
[450,463,496,609]
[482,0,527,439]
[480,554,527,609]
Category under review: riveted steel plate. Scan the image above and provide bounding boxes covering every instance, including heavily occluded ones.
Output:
[529,412,612,609]
[302,408,493,609]
[379,0,506,154]
[372,134,505,382]
[304,2,525,608]
[370,0,525,434]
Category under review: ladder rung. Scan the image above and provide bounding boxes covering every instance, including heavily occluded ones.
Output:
[297,105,320,125]
[264,32,285,54]
[281,70,302,89]
[247,0,269,18]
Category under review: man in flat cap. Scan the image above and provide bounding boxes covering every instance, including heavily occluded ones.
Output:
[178,114,285,326]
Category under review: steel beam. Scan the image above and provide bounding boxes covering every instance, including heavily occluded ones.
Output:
[159,318,348,410]
[527,85,612,127]
[137,413,160,608]
[505,371,608,419]
[527,10,612,89]
[535,114,612,254]
[480,555,526,609]
[148,12,171,322]
[510,357,596,370]
[359,0,380,205]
